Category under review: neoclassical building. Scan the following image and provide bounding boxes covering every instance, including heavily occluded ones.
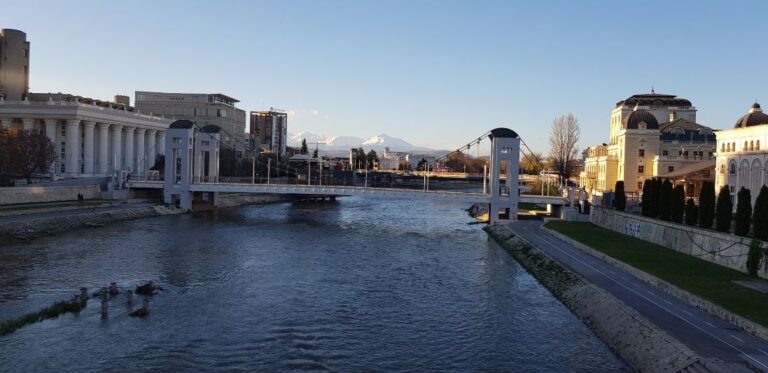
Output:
[580,92,717,194]
[715,103,768,206]
[0,93,171,178]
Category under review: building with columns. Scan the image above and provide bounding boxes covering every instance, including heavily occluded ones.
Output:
[580,91,717,195]
[0,93,171,178]
[715,103,768,208]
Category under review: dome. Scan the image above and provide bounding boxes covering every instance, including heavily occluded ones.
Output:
[623,110,659,129]
[169,120,194,129]
[616,93,692,108]
[734,103,768,128]
[200,125,221,133]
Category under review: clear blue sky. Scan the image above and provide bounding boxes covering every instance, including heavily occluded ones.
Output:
[2,0,767,153]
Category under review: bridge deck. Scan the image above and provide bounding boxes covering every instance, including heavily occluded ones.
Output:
[127,181,568,205]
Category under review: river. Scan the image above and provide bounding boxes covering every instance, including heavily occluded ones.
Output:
[0,196,627,372]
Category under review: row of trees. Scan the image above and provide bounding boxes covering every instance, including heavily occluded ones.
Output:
[0,129,55,186]
[349,148,378,170]
[636,179,768,239]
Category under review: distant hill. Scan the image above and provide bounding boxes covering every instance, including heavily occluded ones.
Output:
[288,132,433,152]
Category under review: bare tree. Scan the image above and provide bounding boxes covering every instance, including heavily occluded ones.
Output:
[520,151,544,175]
[548,113,580,186]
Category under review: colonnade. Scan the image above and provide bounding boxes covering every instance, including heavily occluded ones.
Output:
[0,117,166,177]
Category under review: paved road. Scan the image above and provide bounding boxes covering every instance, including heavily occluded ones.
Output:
[0,203,156,224]
[508,220,768,372]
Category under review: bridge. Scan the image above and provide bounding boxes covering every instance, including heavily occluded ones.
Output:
[127,121,572,223]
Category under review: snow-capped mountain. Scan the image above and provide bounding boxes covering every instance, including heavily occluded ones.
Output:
[288,132,431,152]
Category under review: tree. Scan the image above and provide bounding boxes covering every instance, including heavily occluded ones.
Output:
[416,158,428,171]
[715,185,733,233]
[366,150,378,169]
[300,139,308,155]
[747,240,764,277]
[312,148,318,158]
[150,154,165,171]
[685,198,698,226]
[658,179,673,221]
[641,179,651,216]
[357,147,365,169]
[735,187,752,236]
[548,113,580,186]
[753,185,768,240]
[520,151,544,175]
[2,129,56,184]
[698,181,716,229]
[670,184,685,223]
[614,181,626,211]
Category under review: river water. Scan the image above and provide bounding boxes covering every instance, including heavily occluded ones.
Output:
[0,196,627,372]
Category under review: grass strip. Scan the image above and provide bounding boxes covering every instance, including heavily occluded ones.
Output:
[0,299,85,336]
[545,221,768,327]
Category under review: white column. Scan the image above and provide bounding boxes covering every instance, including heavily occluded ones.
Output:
[65,119,80,177]
[123,126,135,172]
[146,129,157,170]
[22,118,34,131]
[98,123,110,175]
[157,131,166,155]
[44,119,58,175]
[135,128,146,175]
[83,121,95,176]
[111,124,123,171]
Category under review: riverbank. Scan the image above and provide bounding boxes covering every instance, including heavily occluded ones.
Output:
[0,193,292,243]
[484,224,739,373]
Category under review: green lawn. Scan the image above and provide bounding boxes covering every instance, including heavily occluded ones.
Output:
[545,221,768,327]
[519,202,546,211]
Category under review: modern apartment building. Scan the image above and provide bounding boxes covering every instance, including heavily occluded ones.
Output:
[250,109,287,156]
[0,29,30,101]
[135,91,247,151]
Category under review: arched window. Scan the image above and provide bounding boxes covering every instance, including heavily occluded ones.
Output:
[730,163,737,175]
[751,141,754,151]
[733,142,736,152]
[745,141,749,151]
[720,163,725,174]
[721,143,725,152]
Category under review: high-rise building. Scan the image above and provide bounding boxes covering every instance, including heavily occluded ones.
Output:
[135,91,246,151]
[250,109,287,156]
[0,29,30,101]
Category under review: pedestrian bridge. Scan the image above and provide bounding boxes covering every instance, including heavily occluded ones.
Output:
[126,180,569,206]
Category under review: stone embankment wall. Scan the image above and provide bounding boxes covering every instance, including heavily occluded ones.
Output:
[1,205,185,236]
[590,207,766,279]
[0,185,100,205]
[486,225,713,373]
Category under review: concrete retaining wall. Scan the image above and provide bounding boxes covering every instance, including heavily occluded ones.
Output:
[485,225,711,372]
[0,185,101,205]
[590,207,767,279]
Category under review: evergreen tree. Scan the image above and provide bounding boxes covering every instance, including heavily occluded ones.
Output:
[753,185,768,240]
[685,198,698,226]
[300,139,308,155]
[658,179,673,221]
[715,185,733,233]
[641,179,650,216]
[698,181,716,229]
[670,185,685,223]
[735,187,752,236]
[614,181,626,211]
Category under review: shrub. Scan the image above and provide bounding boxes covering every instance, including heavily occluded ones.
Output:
[614,181,626,211]
[735,187,752,236]
[715,185,733,233]
[699,181,716,229]
[684,198,698,226]
[658,179,673,221]
[670,185,685,223]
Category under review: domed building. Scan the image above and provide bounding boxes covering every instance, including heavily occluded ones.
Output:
[580,91,716,196]
[715,103,768,207]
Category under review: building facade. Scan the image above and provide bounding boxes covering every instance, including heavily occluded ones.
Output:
[250,109,287,156]
[580,92,716,194]
[0,29,30,101]
[135,91,246,150]
[714,103,768,207]
[0,94,171,177]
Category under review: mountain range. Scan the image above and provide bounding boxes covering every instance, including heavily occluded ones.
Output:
[288,132,433,153]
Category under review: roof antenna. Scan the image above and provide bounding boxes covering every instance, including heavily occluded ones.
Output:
[651,85,655,94]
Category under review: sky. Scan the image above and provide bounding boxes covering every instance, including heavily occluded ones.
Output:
[2,0,768,154]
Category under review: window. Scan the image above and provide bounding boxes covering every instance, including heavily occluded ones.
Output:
[721,143,725,152]
[683,151,689,158]
[708,151,713,157]
[720,164,725,174]
[668,166,674,172]
[173,137,182,144]
[751,141,755,151]
[744,141,748,151]
[638,165,644,173]
[639,149,645,157]
[201,140,210,146]
[732,142,736,152]
[662,150,668,156]
[729,163,736,175]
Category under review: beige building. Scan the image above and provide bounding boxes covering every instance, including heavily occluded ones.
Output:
[249,109,287,156]
[135,91,246,150]
[580,92,716,194]
[715,103,768,207]
[0,29,30,101]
